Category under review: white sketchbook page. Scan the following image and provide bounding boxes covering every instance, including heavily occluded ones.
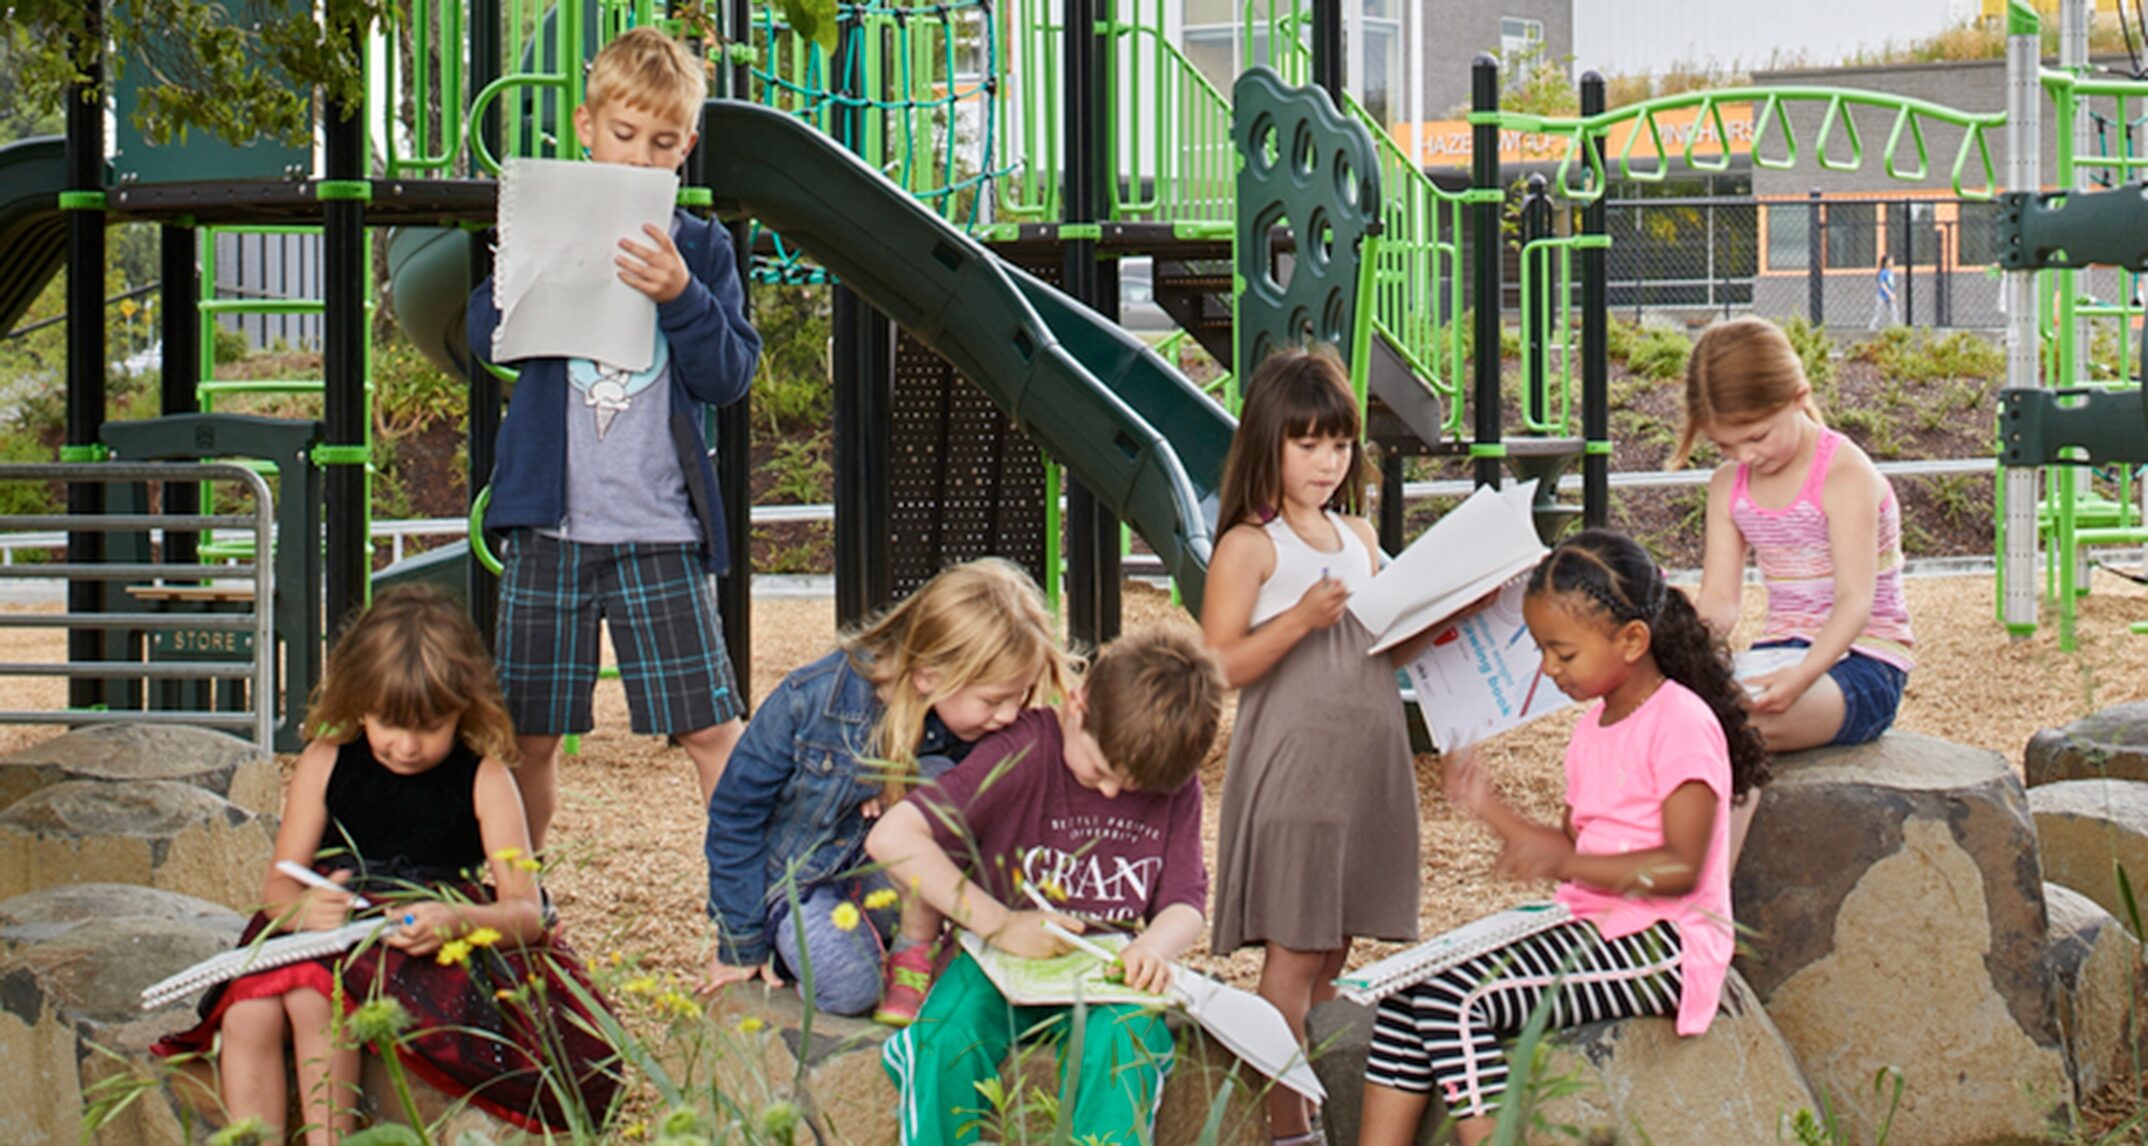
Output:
[1402,574,1576,750]
[491,158,679,371]
[1348,480,1547,654]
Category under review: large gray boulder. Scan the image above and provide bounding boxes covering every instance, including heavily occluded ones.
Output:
[2030,778,2148,933]
[1303,970,1814,1143]
[1,883,523,1144]
[0,883,245,1145]
[0,778,274,909]
[702,985,1272,1144]
[1732,733,2071,1145]
[2026,701,2148,788]
[0,723,279,817]
[2045,882,2145,1102]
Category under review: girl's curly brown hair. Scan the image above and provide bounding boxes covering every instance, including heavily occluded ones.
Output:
[307,586,518,764]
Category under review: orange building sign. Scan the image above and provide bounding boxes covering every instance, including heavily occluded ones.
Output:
[1392,103,1757,170]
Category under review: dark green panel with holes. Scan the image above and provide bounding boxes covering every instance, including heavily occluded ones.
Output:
[1231,67,1381,381]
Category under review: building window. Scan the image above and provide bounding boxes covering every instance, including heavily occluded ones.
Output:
[1766,203,1809,272]
[1500,16,1543,76]
[1956,201,2005,267]
[1826,203,1877,270]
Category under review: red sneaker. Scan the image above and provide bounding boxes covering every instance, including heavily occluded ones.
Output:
[873,943,937,1027]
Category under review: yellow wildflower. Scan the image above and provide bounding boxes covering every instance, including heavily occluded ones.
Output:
[492,846,524,864]
[465,926,503,949]
[830,901,862,932]
[1040,879,1068,902]
[515,857,542,872]
[435,939,472,967]
[658,989,700,1018]
[863,888,899,911]
[736,1016,767,1035]
[623,975,660,995]
[494,988,516,1002]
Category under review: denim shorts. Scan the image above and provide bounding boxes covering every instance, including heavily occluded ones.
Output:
[1751,639,1908,746]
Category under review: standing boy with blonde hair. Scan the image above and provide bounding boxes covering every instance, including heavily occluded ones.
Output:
[468,26,761,849]
[867,626,1227,1144]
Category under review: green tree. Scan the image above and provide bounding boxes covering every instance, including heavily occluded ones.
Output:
[3,0,391,147]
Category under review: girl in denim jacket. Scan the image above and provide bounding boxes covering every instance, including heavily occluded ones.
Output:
[699,559,1072,1019]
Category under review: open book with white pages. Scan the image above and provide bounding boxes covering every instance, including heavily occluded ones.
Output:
[1347,480,1547,656]
[491,157,678,370]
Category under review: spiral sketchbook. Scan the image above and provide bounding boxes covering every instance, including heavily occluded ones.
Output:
[140,920,386,1011]
[1333,903,1573,1006]
[490,157,679,371]
[956,929,1152,1006]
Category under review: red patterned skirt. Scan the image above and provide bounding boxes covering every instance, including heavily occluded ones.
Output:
[153,905,621,1134]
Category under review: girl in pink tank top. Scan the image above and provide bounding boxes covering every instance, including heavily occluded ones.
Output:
[1674,318,1914,780]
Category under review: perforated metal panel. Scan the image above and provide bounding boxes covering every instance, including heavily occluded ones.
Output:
[887,330,1049,598]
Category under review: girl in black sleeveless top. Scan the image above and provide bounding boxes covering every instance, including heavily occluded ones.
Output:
[155,587,618,1140]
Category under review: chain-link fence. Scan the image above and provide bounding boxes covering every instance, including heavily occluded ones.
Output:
[1599,193,2015,331]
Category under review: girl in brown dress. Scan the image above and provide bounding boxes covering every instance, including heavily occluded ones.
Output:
[1202,348,1422,1143]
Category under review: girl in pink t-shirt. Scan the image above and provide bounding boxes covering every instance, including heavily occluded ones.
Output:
[1360,530,1771,1146]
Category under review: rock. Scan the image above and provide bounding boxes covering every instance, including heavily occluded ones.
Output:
[0,779,274,909]
[2045,883,2146,1101]
[1732,733,2072,1145]
[701,986,1270,1144]
[0,883,523,1144]
[0,883,247,1146]
[2026,702,2148,787]
[2031,779,2148,932]
[0,723,278,816]
[1305,970,1814,1144]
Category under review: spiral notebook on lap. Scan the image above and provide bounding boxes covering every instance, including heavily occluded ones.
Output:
[1333,903,1573,1006]
[140,920,387,1011]
[956,929,1152,1006]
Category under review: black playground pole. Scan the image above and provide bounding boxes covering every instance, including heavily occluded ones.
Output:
[706,8,755,706]
[64,2,105,709]
[1063,0,1119,645]
[1311,0,1342,100]
[321,17,369,636]
[160,225,201,566]
[1579,72,1609,529]
[468,0,502,644]
[828,6,896,629]
[1520,174,1550,428]
[1470,54,1502,490]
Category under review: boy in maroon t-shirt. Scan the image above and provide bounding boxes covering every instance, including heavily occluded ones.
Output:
[867,626,1226,1145]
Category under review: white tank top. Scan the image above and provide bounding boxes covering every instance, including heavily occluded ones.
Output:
[1250,511,1375,627]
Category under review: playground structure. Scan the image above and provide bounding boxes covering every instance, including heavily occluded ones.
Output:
[5,0,2148,747]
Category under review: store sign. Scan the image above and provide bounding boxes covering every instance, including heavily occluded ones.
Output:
[1393,103,1757,170]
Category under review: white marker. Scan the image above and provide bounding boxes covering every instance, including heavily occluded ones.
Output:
[277,859,374,912]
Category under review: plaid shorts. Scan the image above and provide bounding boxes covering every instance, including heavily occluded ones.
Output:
[497,531,744,737]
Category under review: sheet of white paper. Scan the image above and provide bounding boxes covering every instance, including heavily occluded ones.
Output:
[1733,646,1843,699]
[1402,574,1576,750]
[1349,480,1546,653]
[491,158,678,371]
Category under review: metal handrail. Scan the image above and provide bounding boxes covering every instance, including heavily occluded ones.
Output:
[0,463,275,752]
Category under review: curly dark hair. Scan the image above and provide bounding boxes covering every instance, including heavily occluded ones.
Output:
[1526,529,1771,802]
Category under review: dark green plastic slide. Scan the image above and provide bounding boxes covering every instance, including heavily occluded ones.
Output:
[0,137,68,336]
[382,101,1234,610]
[700,99,1232,609]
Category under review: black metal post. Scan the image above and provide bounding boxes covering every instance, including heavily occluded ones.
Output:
[322,17,368,636]
[1378,450,1404,551]
[1470,54,1502,490]
[827,4,895,628]
[702,8,755,704]
[1063,0,1119,644]
[160,224,201,566]
[1579,72,1609,528]
[1311,0,1343,99]
[1520,174,1550,429]
[467,0,502,641]
[1807,188,1824,326]
[831,288,893,627]
[65,3,105,708]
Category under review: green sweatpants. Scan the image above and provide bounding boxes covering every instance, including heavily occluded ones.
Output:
[880,951,1176,1145]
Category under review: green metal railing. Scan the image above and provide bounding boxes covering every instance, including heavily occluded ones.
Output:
[1498,88,2005,204]
[1516,233,1608,436]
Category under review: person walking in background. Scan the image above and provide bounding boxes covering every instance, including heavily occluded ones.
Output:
[1870,253,1898,329]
